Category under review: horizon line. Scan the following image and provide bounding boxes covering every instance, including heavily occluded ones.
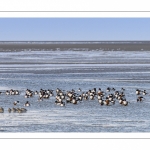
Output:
[0,40,150,42]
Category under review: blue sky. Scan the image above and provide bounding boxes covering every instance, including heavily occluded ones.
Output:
[0,18,150,41]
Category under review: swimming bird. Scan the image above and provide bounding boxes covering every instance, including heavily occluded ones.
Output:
[97,88,102,94]
[24,101,30,107]
[91,88,96,95]
[111,100,115,105]
[34,91,38,95]
[56,88,61,93]
[60,101,65,107]
[106,87,111,92]
[119,99,123,104]
[77,95,83,101]
[108,94,114,101]
[97,95,103,100]
[13,101,19,105]
[71,89,75,93]
[72,98,77,104]
[38,97,43,101]
[55,100,65,106]
[136,89,141,95]
[83,94,88,100]
[104,99,110,106]
[10,89,15,95]
[121,88,125,91]
[55,100,60,105]
[5,90,10,95]
[25,94,30,98]
[122,100,128,106]
[137,96,145,102]
[112,88,116,91]
[25,89,33,97]
[98,99,104,105]
[114,91,119,98]
[142,90,147,95]
[15,90,19,95]
[78,88,82,92]
[90,94,94,100]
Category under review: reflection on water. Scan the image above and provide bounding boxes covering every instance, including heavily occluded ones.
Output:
[0,50,150,132]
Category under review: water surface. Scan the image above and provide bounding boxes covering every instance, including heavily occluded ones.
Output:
[0,49,150,132]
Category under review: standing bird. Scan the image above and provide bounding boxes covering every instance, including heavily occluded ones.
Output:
[8,108,11,113]
[0,107,4,113]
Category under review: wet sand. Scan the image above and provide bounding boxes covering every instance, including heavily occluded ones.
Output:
[0,42,150,51]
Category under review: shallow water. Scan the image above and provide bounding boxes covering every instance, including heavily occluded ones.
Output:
[0,49,150,132]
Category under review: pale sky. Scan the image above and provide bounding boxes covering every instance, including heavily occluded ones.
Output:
[0,18,150,41]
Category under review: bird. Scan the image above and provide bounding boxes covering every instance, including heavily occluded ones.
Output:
[106,87,111,92]
[142,90,147,95]
[60,102,65,107]
[0,107,4,113]
[13,101,19,105]
[24,101,30,107]
[17,108,27,113]
[78,88,82,92]
[136,89,141,95]
[137,96,145,102]
[122,100,128,106]
[12,107,17,113]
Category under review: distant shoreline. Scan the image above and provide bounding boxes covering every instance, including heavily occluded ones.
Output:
[0,41,150,44]
[0,41,150,51]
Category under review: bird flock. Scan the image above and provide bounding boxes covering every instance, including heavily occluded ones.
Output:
[0,87,148,113]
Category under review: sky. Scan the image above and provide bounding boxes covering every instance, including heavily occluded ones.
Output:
[0,18,150,41]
